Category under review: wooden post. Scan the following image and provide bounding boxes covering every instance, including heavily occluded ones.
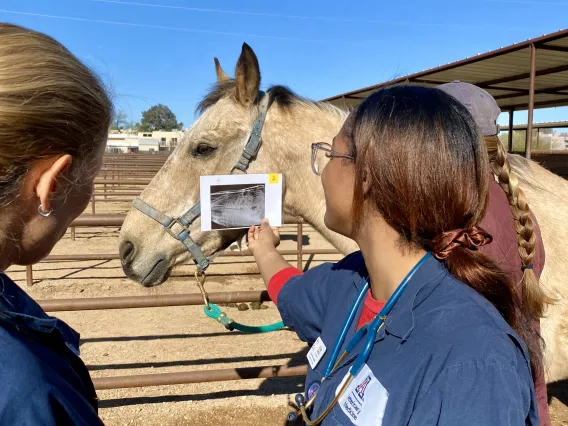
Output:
[508,110,514,153]
[70,227,76,241]
[526,44,537,160]
[91,194,96,215]
[26,265,33,287]
[297,224,303,270]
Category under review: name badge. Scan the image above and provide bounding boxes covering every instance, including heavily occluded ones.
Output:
[307,337,327,369]
[336,364,389,425]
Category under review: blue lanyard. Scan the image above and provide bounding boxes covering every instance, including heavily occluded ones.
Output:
[322,252,432,378]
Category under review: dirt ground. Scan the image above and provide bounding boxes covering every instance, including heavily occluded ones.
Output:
[6,200,568,425]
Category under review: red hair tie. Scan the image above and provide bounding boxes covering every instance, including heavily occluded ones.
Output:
[430,226,493,260]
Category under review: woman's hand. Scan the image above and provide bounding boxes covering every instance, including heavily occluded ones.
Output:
[247,219,280,256]
[247,219,291,287]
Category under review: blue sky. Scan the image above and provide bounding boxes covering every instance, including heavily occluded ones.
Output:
[1,0,567,128]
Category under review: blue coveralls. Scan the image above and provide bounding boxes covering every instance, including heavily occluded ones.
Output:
[277,252,539,425]
[0,274,103,425]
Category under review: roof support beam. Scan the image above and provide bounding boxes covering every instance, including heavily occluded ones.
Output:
[477,63,568,87]
[500,120,568,131]
[508,110,514,153]
[409,78,446,85]
[537,44,568,53]
[493,84,568,100]
[526,44,537,160]
[501,97,568,110]
[411,78,530,94]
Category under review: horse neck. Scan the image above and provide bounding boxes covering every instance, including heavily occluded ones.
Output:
[263,102,359,255]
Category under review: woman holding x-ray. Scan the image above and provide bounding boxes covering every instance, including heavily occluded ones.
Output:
[248,85,540,425]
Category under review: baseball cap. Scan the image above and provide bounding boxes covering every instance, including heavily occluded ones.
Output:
[436,80,501,136]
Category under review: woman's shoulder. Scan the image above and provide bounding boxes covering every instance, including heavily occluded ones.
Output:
[0,326,101,424]
[334,250,365,268]
[0,324,63,404]
[482,177,545,281]
[290,250,365,283]
[0,323,45,372]
[416,273,531,366]
[0,322,69,387]
[329,250,366,276]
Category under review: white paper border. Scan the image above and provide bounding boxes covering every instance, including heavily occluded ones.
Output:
[200,173,283,231]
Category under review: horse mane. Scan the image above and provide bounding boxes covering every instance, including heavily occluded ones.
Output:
[507,153,548,194]
[196,80,347,119]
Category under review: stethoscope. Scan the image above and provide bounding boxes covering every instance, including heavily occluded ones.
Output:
[287,252,432,425]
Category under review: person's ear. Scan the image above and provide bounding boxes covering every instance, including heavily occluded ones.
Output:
[361,167,371,197]
[35,155,73,212]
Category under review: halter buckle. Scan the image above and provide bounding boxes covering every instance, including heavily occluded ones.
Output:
[165,218,186,239]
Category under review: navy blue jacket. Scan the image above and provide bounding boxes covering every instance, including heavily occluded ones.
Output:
[0,274,103,425]
[277,252,539,425]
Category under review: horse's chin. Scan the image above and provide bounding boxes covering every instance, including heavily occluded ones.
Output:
[122,258,172,287]
[141,261,172,287]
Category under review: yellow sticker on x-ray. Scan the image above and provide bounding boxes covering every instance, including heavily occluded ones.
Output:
[268,173,279,184]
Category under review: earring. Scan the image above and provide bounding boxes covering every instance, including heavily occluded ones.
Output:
[38,204,53,217]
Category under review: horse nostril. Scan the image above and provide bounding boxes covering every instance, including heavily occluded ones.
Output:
[119,240,135,264]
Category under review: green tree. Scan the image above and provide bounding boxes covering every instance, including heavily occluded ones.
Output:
[124,120,138,132]
[139,104,182,131]
[110,110,128,132]
[499,131,526,153]
[498,130,552,153]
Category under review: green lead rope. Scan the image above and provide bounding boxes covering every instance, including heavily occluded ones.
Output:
[203,303,286,333]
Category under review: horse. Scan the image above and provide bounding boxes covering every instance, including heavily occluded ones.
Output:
[119,43,568,384]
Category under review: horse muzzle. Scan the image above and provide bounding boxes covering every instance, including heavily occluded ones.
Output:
[119,239,172,287]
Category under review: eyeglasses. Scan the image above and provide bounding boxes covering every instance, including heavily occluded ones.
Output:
[311,142,354,176]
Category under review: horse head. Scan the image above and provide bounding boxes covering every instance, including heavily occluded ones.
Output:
[119,43,354,286]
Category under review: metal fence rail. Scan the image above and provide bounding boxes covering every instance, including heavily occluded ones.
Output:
[93,364,308,390]
[38,290,271,312]
[27,219,337,286]
[28,153,326,393]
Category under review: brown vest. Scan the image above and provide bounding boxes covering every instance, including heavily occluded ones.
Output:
[479,175,549,425]
[480,176,545,282]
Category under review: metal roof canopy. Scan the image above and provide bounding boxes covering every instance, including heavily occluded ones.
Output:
[322,29,568,158]
[323,29,568,111]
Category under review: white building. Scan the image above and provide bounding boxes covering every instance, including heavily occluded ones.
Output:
[138,139,160,153]
[550,131,568,150]
[138,131,183,149]
[106,134,140,153]
[106,131,183,153]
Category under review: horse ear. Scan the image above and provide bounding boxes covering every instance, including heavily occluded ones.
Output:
[214,57,230,83]
[234,43,261,106]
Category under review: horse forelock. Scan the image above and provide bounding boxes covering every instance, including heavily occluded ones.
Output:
[196,80,237,115]
[196,80,347,120]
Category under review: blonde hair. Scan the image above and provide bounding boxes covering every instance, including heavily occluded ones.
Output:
[0,23,112,206]
[484,135,554,320]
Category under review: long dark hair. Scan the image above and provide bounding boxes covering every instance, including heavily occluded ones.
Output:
[347,85,542,381]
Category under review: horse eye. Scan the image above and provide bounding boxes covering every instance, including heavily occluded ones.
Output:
[192,143,217,157]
